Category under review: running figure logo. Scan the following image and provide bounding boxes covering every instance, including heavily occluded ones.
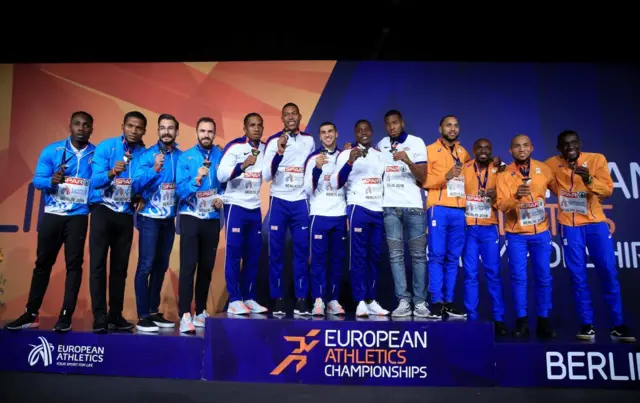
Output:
[270,329,321,375]
[28,336,55,367]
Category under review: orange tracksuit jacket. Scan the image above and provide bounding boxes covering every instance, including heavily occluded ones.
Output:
[544,152,613,227]
[496,159,556,235]
[463,160,500,226]
[423,139,471,209]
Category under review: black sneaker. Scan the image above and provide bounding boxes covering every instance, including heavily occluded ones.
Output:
[93,315,108,333]
[610,325,636,343]
[136,317,159,332]
[513,316,529,338]
[54,314,72,333]
[536,316,556,339]
[108,314,134,331]
[273,298,286,316]
[576,324,595,341]
[494,321,508,337]
[427,302,444,319]
[149,313,175,328]
[444,302,467,319]
[294,298,311,315]
[4,311,39,330]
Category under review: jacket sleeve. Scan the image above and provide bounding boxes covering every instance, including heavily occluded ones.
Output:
[496,173,518,213]
[132,149,159,195]
[32,145,56,192]
[217,145,243,183]
[586,154,613,198]
[176,153,199,200]
[262,137,281,182]
[423,147,448,189]
[303,154,320,197]
[91,141,113,190]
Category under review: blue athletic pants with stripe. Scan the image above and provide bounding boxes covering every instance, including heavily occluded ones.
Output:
[347,205,384,302]
[223,204,261,303]
[310,215,347,301]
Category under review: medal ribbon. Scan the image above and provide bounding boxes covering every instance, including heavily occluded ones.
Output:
[474,162,489,191]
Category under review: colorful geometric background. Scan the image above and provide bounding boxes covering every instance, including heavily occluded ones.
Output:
[1,61,638,332]
[0,61,336,321]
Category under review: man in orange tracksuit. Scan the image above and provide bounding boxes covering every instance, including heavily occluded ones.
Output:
[462,138,507,336]
[546,130,635,343]
[423,115,470,319]
[496,134,556,339]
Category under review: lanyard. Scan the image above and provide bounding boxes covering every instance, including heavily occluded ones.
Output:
[198,145,212,164]
[439,139,461,165]
[473,162,489,191]
[59,140,76,171]
[518,161,531,179]
[390,140,399,153]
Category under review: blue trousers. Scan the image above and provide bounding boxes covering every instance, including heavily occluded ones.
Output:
[347,205,384,302]
[224,204,262,303]
[561,222,623,327]
[506,230,552,318]
[427,206,466,304]
[134,215,176,319]
[383,207,427,305]
[462,224,505,321]
[310,215,347,300]
[268,197,310,299]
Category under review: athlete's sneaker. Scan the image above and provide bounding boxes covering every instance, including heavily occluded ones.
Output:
[413,302,431,318]
[294,298,311,315]
[150,313,175,328]
[444,302,466,319]
[272,298,286,316]
[367,300,389,316]
[610,325,636,343]
[192,310,209,327]
[136,318,159,332]
[576,324,595,341]
[312,298,325,316]
[244,300,268,314]
[327,300,345,315]
[108,314,134,331]
[180,313,196,334]
[227,300,251,315]
[355,301,369,317]
[93,315,108,333]
[4,311,39,330]
[392,299,412,317]
[54,312,72,333]
[427,302,444,319]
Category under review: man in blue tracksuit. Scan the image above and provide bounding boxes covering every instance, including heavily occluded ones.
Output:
[88,111,147,333]
[303,121,347,316]
[176,117,224,333]
[217,113,269,316]
[132,113,182,332]
[334,120,390,317]
[262,103,316,315]
[5,111,95,332]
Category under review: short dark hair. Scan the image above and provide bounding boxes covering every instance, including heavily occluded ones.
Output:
[384,109,402,121]
[318,121,336,131]
[158,113,179,130]
[557,130,579,148]
[123,111,147,127]
[473,138,491,148]
[243,112,263,126]
[196,117,216,132]
[71,111,93,123]
[282,102,299,113]
[439,115,457,126]
[354,119,372,129]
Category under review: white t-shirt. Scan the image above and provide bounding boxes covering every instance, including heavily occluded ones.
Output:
[377,133,427,208]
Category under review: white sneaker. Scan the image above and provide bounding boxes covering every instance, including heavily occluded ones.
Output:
[227,300,251,315]
[244,299,268,314]
[180,313,196,333]
[312,298,325,316]
[392,299,412,317]
[413,302,431,318]
[327,300,345,315]
[356,301,369,317]
[367,300,390,316]
[192,310,209,327]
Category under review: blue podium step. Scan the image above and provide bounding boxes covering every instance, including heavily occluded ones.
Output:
[1,314,638,388]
